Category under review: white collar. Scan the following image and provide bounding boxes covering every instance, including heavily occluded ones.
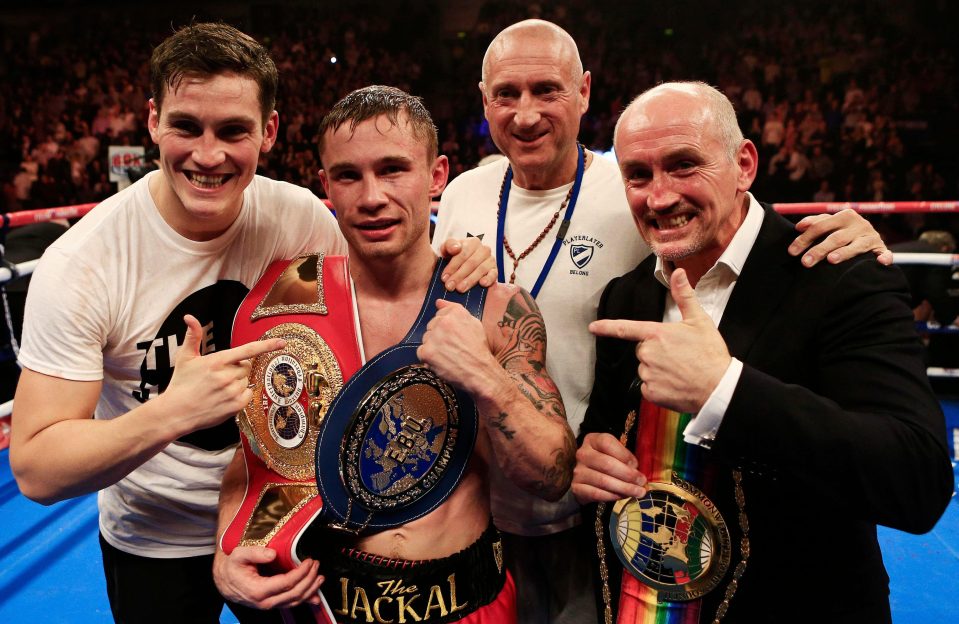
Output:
[654,192,765,288]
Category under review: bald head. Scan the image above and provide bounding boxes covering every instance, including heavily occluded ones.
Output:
[478,19,591,190]
[482,19,583,84]
[615,82,744,161]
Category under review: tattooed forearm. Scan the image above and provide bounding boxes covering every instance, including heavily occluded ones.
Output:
[517,372,566,422]
[490,412,517,440]
[530,432,576,500]
[490,287,573,501]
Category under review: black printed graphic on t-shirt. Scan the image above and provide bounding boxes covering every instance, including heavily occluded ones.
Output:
[132,280,249,451]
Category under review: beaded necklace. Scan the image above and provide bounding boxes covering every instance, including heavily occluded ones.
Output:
[495,143,586,298]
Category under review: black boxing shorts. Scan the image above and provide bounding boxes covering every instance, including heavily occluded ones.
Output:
[318,523,516,624]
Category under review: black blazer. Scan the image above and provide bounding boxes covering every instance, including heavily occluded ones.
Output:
[582,204,954,623]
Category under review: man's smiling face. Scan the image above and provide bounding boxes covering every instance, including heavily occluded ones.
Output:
[148,72,277,241]
[480,30,589,190]
[615,86,752,272]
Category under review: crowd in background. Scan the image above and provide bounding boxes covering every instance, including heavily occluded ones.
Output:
[0,0,957,244]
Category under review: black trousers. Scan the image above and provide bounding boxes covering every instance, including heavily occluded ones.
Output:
[99,533,280,624]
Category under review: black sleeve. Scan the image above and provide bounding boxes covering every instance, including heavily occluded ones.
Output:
[713,258,954,534]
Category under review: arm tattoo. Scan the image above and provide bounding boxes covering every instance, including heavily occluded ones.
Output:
[497,290,567,424]
[496,289,573,498]
[498,290,546,371]
[491,412,517,440]
[530,433,576,498]
[517,372,565,422]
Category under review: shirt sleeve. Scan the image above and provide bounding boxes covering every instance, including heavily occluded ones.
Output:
[431,192,456,254]
[683,357,743,448]
[17,248,108,381]
[311,196,348,256]
[276,192,347,258]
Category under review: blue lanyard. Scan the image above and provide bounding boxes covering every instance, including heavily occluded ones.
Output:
[495,143,586,299]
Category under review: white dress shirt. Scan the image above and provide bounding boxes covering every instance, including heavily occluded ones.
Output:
[652,194,765,448]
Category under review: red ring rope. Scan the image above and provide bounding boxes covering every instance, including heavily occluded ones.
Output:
[2,203,99,228]
[772,201,959,215]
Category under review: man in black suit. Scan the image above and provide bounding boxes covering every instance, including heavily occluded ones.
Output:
[571,82,954,623]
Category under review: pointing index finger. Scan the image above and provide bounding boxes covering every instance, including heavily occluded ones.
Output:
[215,338,287,363]
[589,319,658,342]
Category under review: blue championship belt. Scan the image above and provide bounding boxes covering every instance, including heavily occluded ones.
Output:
[315,258,487,534]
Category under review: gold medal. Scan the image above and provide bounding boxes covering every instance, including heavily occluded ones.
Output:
[610,473,731,602]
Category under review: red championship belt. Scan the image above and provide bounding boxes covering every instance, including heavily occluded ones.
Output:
[222,253,362,623]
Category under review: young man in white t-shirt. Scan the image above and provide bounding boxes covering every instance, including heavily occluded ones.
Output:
[10,23,492,624]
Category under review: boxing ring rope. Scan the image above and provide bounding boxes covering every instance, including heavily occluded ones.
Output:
[4,199,959,222]
[1,203,99,228]
[0,198,349,230]
[4,199,958,224]
[3,199,956,280]
[892,253,959,266]
[772,201,959,215]
[0,259,40,284]
[6,253,951,281]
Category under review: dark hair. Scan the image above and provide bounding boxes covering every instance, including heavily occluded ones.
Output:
[318,85,439,164]
[150,22,278,124]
